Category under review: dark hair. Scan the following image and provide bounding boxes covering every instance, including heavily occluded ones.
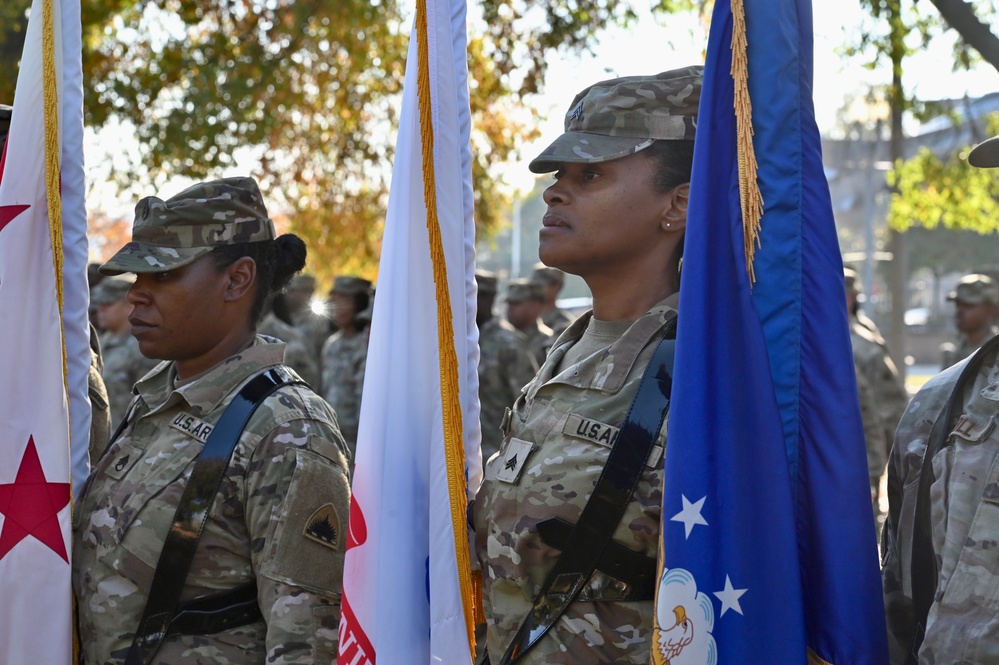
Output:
[210,234,307,326]
[643,139,695,192]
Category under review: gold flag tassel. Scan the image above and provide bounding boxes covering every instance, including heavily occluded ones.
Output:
[730,0,764,284]
[414,0,478,656]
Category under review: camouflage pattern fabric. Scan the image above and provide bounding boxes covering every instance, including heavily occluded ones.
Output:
[940,325,999,370]
[73,337,350,664]
[477,317,538,463]
[321,329,369,464]
[882,343,999,664]
[850,315,909,521]
[258,314,321,391]
[292,310,333,374]
[529,66,702,174]
[473,297,678,664]
[100,176,276,276]
[99,329,161,428]
[541,306,576,338]
[520,319,555,368]
[89,325,112,466]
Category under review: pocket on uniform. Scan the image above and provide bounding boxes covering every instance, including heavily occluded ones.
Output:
[258,444,349,598]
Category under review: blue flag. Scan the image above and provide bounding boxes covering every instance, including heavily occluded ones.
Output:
[655,0,888,663]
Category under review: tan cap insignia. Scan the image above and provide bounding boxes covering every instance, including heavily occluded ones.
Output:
[304,503,341,550]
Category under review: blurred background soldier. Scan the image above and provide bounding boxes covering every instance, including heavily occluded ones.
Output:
[321,275,373,469]
[940,273,999,369]
[92,274,159,426]
[845,267,909,533]
[284,272,332,360]
[258,294,322,390]
[530,263,576,336]
[504,277,554,367]
[475,270,538,462]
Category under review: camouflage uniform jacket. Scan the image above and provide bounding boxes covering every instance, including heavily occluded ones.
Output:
[100,329,161,428]
[940,325,999,370]
[477,317,538,462]
[882,343,999,664]
[473,297,678,664]
[258,312,321,391]
[321,329,368,457]
[89,324,112,466]
[520,319,555,369]
[73,337,351,664]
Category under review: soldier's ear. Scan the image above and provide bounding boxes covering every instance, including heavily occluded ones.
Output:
[223,257,257,303]
[661,183,690,232]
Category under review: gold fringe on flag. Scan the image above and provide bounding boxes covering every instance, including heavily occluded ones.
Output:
[730,0,764,284]
[414,0,478,656]
[41,0,68,394]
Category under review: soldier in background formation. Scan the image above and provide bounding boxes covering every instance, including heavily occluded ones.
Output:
[285,272,334,361]
[258,294,322,390]
[504,278,555,367]
[883,135,999,664]
[530,263,576,336]
[91,274,160,427]
[939,273,999,370]
[475,270,538,463]
[844,268,908,534]
[321,275,374,468]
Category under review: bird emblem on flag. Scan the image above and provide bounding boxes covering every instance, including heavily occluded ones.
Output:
[652,568,717,665]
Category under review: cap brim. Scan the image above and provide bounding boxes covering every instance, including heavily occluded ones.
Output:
[99,242,213,276]
[969,136,999,168]
[528,132,655,173]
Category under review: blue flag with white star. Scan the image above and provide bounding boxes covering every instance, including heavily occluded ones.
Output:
[655,0,888,663]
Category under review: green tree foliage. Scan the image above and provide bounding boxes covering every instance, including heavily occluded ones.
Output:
[2,0,687,283]
[887,143,999,234]
[887,115,999,234]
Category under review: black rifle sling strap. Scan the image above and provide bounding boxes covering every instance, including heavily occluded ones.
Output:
[498,320,677,665]
[124,367,299,665]
[903,333,999,665]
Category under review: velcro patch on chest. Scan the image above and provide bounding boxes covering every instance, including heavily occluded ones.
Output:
[168,411,214,444]
[303,503,341,550]
[563,413,620,448]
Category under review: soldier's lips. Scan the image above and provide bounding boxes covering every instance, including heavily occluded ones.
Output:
[129,317,156,336]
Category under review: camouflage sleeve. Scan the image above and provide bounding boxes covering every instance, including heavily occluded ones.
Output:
[244,392,351,664]
[88,349,111,466]
[882,428,916,664]
[855,366,887,488]
[502,334,539,399]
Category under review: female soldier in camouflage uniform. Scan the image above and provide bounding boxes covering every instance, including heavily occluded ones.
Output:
[473,67,701,664]
[73,177,350,664]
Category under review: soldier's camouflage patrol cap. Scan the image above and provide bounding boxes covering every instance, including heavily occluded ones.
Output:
[530,263,564,286]
[506,278,544,303]
[100,176,276,276]
[947,273,999,305]
[90,274,134,305]
[529,65,702,174]
[969,136,999,169]
[330,275,372,296]
[475,270,498,295]
[843,267,860,295]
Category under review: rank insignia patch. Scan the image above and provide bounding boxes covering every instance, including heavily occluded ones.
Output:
[304,503,341,550]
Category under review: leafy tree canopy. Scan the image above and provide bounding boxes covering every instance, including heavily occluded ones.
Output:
[3,0,698,284]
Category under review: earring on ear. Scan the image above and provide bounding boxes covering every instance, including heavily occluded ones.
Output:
[666,222,672,228]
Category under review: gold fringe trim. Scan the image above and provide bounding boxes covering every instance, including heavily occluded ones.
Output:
[414,0,477,657]
[731,0,764,284]
[807,647,835,665]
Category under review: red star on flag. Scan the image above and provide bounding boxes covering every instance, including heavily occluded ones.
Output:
[0,145,31,234]
[0,436,71,562]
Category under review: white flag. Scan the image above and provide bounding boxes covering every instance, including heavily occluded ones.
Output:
[338,0,482,662]
[0,0,89,661]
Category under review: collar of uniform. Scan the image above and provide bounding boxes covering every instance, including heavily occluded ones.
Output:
[538,295,678,393]
[134,335,287,417]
